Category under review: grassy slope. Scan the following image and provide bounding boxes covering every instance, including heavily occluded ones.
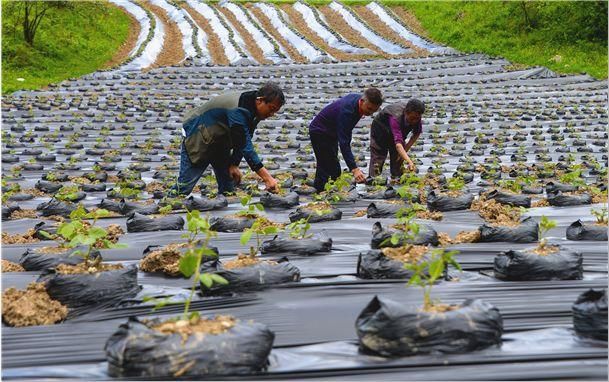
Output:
[389,1,607,79]
[2,2,130,94]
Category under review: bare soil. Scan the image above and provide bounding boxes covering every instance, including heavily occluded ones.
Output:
[223,254,277,270]
[471,198,521,227]
[354,209,367,217]
[2,228,39,244]
[532,199,550,207]
[139,243,188,276]
[2,282,68,326]
[420,303,459,314]
[9,209,37,219]
[183,4,229,65]
[389,6,430,39]
[150,314,236,343]
[55,262,124,275]
[416,210,443,221]
[381,244,427,264]
[247,4,307,63]
[1,260,25,273]
[102,2,141,68]
[454,230,481,243]
[304,201,333,213]
[437,232,453,247]
[217,5,271,65]
[528,245,560,256]
[142,3,185,69]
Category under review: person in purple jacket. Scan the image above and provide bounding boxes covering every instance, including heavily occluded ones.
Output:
[309,88,383,192]
[368,98,425,179]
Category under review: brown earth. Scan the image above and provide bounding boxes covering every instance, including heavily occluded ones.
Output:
[317,6,387,58]
[9,209,37,219]
[416,210,443,221]
[139,243,188,276]
[150,314,236,343]
[247,4,307,63]
[437,232,453,247]
[528,245,560,256]
[471,198,521,227]
[223,254,278,270]
[532,199,550,207]
[143,2,186,69]
[2,282,68,327]
[1,260,25,273]
[217,5,271,65]
[388,6,430,39]
[103,2,141,69]
[2,228,39,244]
[454,230,481,243]
[55,262,124,275]
[183,3,229,65]
[381,244,427,264]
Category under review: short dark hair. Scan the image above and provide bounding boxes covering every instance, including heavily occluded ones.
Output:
[405,98,425,114]
[363,87,383,106]
[257,82,285,106]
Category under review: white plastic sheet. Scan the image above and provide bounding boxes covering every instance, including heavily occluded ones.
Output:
[254,3,328,63]
[150,0,196,59]
[293,2,373,55]
[181,10,211,65]
[222,2,289,64]
[109,0,164,71]
[328,1,407,55]
[366,2,452,54]
[185,0,243,64]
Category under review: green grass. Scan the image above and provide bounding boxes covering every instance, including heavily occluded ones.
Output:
[383,1,608,79]
[2,2,131,94]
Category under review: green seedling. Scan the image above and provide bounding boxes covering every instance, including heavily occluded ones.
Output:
[559,166,586,187]
[383,206,421,247]
[446,177,465,193]
[538,215,557,249]
[591,207,608,225]
[497,179,522,194]
[55,185,81,202]
[286,217,312,240]
[177,210,226,320]
[314,172,354,203]
[405,248,461,311]
[236,194,263,218]
[39,205,126,267]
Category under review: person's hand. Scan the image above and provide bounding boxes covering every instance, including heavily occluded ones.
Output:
[228,165,242,185]
[265,177,279,193]
[352,168,366,183]
[406,160,416,172]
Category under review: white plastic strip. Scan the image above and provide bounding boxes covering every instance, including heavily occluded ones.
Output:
[213,5,253,63]
[108,0,149,58]
[186,0,242,63]
[181,9,211,64]
[254,2,326,63]
[366,2,450,54]
[328,1,407,55]
[150,0,196,59]
[222,2,288,64]
[293,2,371,55]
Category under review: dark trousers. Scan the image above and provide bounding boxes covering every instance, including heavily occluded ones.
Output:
[369,120,404,178]
[310,132,340,192]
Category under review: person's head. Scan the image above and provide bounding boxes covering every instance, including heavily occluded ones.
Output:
[358,87,383,116]
[255,82,285,120]
[403,98,425,126]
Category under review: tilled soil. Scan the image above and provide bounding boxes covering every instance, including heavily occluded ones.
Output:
[2,282,68,326]
[140,243,188,276]
[55,262,124,275]
[381,244,428,264]
[143,3,186,69]
[1,259,25,273]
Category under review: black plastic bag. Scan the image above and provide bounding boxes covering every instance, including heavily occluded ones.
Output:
[35,180,62,193]
[522,186,543,195]
[200,257,300,295]
[566,220,608,241]
[493,246,583,281]
[356,296,503,357]
[209,215,254,232]
[288,205,342,223]
[357,250,424,279]
[2,205,20,221]
[19,246,102,271]
[479,217,539,243]
[81,183,106,192]
[545,181,578,194]
[105,316,274,378]
[371,222,439,248]
[38,265,140,317]
[33,221,58,240]
[182,195,228,211]
[485,189,531,208]
[427,190,474,212]
[259,191,299,209]
[119,199,159,215]
[547,192,592,206]
[98,198,122,214]
[36,199,80,217]
[260,235,332,255]
[572,289,608,341]
[366,202,406,218]
[359,187,397,199]
[126,212,184,233]
[8,193,34,202]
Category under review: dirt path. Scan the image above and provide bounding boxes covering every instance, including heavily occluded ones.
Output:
[102,2,141,69]
[141,2,185,69]
[317,5,387,58]
[388,6,431,40]
[216,5,270,65]
[279,4,377,62]
[246,4,307,64]
[182,3,229,65]
[352,6,429,57]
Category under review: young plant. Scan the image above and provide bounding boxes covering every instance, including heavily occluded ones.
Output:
[314,172,354,203]
[39,205,126,267]
[405,248,461,311]
[497,179,523,194]
[384,207,421,247]
[446,177,465,194]
[286,217,312,240]
[55,185,81,202]
[559,166,586,187]
[591,207,608,225]
[178,210,226,320]
[538,215,557,249]
[236,194,263,218]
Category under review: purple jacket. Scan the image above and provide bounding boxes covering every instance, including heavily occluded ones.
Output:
[309,93,361,170]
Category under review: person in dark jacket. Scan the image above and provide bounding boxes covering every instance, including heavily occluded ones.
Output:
[368,98,425,179]
[309,88,383,192]
[170,83,285,196]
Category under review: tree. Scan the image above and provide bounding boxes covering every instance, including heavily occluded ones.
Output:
[9,1,70,46]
